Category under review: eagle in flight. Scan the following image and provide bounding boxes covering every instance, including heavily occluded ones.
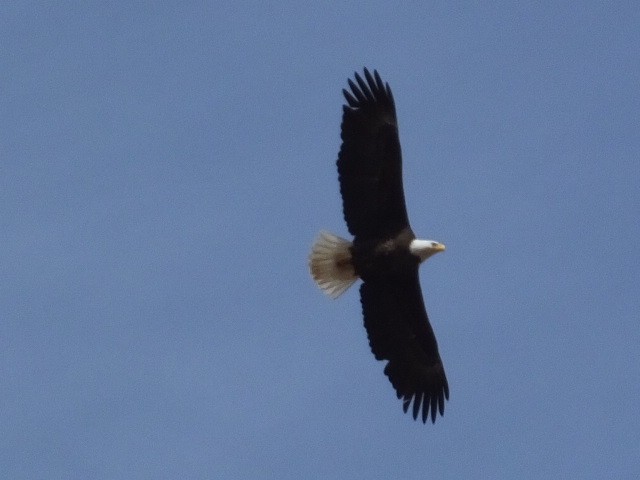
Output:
[309,68,449,423]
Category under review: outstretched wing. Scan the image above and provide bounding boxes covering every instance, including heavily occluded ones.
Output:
[337,69,410,240]
[360,269,449,424]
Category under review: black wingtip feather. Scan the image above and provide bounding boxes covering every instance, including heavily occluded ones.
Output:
[373,70,383,90]
[431,395,438,423]
[347,78,365,104]
[363,68,376,93]
[354,72,373,102]
[342,89,358,107]
[412,392,422,421]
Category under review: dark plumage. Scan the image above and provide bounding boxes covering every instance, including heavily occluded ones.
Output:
[309,68,448,423]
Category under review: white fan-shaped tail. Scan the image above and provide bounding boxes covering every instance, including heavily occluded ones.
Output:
[309,231,358,299]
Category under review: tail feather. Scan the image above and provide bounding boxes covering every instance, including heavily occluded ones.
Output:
[309,231,358,298]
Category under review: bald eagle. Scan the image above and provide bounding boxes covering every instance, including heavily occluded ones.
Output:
[309,68,449,424]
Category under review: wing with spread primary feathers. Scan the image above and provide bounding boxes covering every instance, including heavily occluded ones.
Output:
[359,269,449,424]
[337,69,410,240]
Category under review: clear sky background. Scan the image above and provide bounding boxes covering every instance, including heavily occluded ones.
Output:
[2,2,639,478]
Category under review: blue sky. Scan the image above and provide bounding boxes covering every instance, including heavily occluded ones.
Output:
[2,2,639,478]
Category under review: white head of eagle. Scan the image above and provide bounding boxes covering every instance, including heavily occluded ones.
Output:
[409,239,446,262]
